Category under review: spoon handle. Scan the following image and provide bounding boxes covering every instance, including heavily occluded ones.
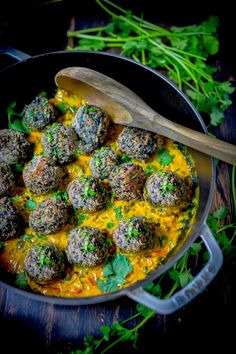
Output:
[147,113,236,165]
[55,67,236,165]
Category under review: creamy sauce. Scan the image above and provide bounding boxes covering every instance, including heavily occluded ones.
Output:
[0,89,199,297]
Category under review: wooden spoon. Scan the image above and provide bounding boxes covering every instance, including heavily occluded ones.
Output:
[55,67,236,165]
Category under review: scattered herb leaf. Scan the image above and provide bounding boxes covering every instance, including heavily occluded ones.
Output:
[24,200,37,211]
[0,242,6,250]
[7,101,30,134]
[97,253,133,293]
[157,148,175,166]
[15,272,28,290]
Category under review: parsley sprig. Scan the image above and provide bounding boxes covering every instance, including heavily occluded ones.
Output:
[68,0,235,127]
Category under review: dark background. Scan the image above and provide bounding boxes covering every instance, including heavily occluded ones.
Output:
[0,1,235,353]
[0,0,235,74]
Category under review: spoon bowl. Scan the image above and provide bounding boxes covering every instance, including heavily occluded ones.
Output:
[55,66,236,165]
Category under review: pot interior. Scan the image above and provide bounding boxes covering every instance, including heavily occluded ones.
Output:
[0,51,213,303]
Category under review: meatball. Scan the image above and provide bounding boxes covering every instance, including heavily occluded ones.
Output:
[24,243,66,285]
[29,198,69,234]
[72,104,110,152]
[0,197,23,241]
[109,163,146,200]
[113,217,155,253]
[23,156,63,195]
[41,123,78,164]
[77,140,98,154]
[0,163,15,196]
[0,129,31,164]
[66,227,109,267]
[144,170,186,207]
[67,176,107,212]
[118,127,157,162]
[89,147,119,179]
[23,96,57,130]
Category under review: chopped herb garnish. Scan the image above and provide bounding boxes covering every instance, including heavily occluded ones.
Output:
[95,158,102,167]
[107,222,115,229]
[15,163,24,172]
[131,173,137,180]
[120,155,131,163]
[85,189,97,197]
[113,206,123,220]
[157,148,175,166]
[160,179,175,195]
[128,225,141,238]
[53,190,69,202]
[97,253,133,293]
[56,102,68,115]
[77,213,88,226]
[0,242,6,250]
[11,195,22,203]
[21,234,33,243]
[84,238,97,252]
[144,164,158,175]
[15,272,28,290]
[7,101,30,134]
[40,255,53,266]
[38,91,47,97]
[88,106,97,113]
[24,200,37,211]
[157,235,168,248]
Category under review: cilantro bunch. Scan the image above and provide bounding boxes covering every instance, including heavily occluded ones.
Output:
[67,0,235,127]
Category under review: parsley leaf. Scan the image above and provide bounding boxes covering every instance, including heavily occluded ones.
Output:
[157,148,175,166]
[15,272,28,290]
[55,102,68,115]
[113,206,123,220]
[0,242,6,250]
[144,164,158,175]
[7,101,30,134]
[24,200,37,211]
[53,190,69,202]
[212,207,229,220]
[106,222,114,229]
[76,213,88,226]
[97,253,133,293]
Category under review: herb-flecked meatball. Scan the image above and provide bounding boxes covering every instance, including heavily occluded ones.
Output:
[23,156,63,195]
[29,198,69,234]
[109,163,146,200]
[0,197,23,241]
[67,176,107,212]
[89,147,119,179]
[144,170,186,207]
[41,123,78,164]
[0,129,31,164]
[113,217,155,253]
[72,104,110,152]
[23,96,57,130]
[118,127,157,162]
[66,227,109,267]
[0,163,15,196]
[24,243,66,285]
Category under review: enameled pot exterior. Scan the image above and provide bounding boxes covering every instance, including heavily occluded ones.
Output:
[0,49,223,313]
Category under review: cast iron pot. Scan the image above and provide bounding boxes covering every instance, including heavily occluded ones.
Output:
[0,47,223,314]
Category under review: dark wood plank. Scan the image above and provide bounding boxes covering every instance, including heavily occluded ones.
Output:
[0,3,235,353]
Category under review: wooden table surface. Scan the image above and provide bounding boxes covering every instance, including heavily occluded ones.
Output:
[0,3,235,353]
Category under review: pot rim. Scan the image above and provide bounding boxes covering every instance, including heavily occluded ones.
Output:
[0,50,215,305]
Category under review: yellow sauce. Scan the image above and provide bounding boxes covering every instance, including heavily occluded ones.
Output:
[0,89,199,298]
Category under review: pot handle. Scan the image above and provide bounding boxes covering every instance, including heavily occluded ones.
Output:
[126,223,223,314]
[0,46,30,62]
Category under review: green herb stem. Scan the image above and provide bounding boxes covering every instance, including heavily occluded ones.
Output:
[232,165,236,220]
